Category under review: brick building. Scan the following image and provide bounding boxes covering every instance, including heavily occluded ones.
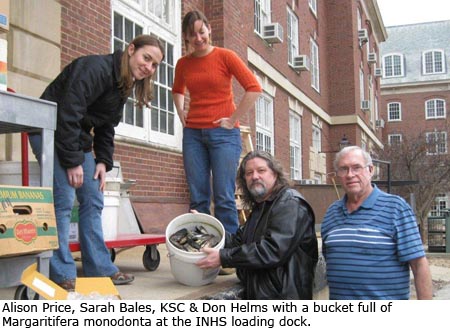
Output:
[380,20,450,154]
[378,20,450,246]
[1,0,386,224]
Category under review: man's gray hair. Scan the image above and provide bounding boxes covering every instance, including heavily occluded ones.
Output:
[333,145,373,171]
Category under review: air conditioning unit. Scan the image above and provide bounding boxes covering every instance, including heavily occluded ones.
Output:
[262,23,283,44]
[358,29,368,44]
[292,55,310,71]
[375,119,385,128]
[367,52,377,64]
[299,179,317,185]
[374,67,383,77]
[361,100,370,111]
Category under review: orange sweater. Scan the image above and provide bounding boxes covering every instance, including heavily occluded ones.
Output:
[172,47,262,128]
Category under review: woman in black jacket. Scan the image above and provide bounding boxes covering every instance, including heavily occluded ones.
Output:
[29,35,164,290]
[197,151,318,299]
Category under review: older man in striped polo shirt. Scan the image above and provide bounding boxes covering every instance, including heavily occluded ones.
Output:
[321,146,432,300]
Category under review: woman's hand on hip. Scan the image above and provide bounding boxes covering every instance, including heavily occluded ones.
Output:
[213,117,235,129]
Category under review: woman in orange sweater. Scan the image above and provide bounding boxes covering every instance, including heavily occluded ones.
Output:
[172,10,261,236]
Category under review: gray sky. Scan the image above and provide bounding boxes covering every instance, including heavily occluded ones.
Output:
[377,0,450,27]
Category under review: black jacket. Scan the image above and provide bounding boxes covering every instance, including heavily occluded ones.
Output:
[41,50,126,171]
[220,187,318,299]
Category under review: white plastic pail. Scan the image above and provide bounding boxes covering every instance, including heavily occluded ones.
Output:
[165,213,225,287]
[101,191,120,240]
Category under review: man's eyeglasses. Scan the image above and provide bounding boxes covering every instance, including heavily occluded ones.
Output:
[336,165,369,177]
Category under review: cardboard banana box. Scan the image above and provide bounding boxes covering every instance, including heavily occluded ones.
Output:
[0,185,58,257]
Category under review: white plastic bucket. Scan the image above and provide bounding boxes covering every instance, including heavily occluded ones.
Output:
[105,177,121,191]
[101,191,120,240]
[165,213,225,287]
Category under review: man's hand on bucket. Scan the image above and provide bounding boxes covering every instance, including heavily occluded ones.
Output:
[196,246,221,269]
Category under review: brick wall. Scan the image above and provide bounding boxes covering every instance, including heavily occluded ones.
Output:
[114,144,189,200]
[381,91,450,140]
[325,0,357,116]
[60,0,111,67]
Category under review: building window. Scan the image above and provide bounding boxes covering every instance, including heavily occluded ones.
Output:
[113,12,144,129]
[254,0,271,35]
[287,7,299,66]
[388,134,402,145]
[383,54,404,77]
[359,67,365,102]
[426,98,446,119]
[310,39,320,92]
[426,131,447,155]
[387,102,401,121]
[125,0,175,28]
[256,93,274,154]
[114,13,175,135]
[308,0,317,16]
[152,40,175,135]
[289,111,302,180]
[312,125,321,152]
[112,2,181,148]
[357,8,362,30]
[423,50,445,74]
[430,194,448,217]
[147,0,173,26]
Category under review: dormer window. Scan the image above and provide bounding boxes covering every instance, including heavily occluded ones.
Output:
[423,50,445,75]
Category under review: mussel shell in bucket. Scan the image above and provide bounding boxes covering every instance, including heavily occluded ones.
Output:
[169,225,220,252]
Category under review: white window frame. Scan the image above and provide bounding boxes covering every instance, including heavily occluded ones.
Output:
[426,131,447,155]
[287,7,299,66]
[255,93,274,154]
[254,0,272,35]
[309,0,317,17]
[357,8,362,30]
[383,54,404,77]
[112,0,182,149]
[426,98,446,119]
[359,66,365,102]
[151,39,176,141]
[387,102,401,121]
[429,194,448,217]
[289,111,302,180]
[121,0,175,29]
[147,0,174,28]
[388,134,402,145]
[423,49,446,75]
[312,125,321,153]
[310,38,320,92]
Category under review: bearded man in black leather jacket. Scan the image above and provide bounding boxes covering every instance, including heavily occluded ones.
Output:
[197,151,318,299]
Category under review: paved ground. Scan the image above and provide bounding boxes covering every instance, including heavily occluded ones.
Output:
[418,253,450,300]
[1,245,449,300]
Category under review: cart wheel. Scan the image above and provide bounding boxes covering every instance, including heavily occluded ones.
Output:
[143,246,160,271]
[14,285,39,300]
[110,248,116,262]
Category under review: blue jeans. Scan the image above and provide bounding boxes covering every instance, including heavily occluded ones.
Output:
[182,127,242,233]
[29,135,118,283]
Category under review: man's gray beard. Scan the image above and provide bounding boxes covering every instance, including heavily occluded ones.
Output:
[249,185,267,200]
